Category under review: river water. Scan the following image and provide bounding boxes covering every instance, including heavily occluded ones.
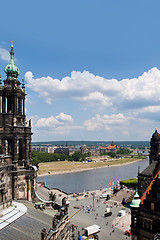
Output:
[38,159,148,193]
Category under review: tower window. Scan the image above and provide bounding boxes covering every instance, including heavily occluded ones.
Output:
[157,193,160,199]
[151,202,154,211]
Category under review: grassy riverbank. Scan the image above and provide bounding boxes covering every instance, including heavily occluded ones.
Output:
[38,157,146,176]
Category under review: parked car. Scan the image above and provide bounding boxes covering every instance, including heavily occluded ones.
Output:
[104,208,112,217]
[125,230,131,236]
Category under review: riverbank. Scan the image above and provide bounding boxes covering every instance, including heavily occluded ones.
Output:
[38,157,147,177]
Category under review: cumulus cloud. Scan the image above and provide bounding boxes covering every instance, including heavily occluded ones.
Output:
[76,91,112,107]
[36,116,63,127]
[141,105,160,113]
[84,113,132,131]
[122,131,129,135]
[56,112,73,122]
[0,48,10,61]
[25,67,160,111]
[33,113,74,134]
[51,125,83,135]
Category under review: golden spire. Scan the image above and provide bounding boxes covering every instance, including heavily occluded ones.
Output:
[11,40,14,50]
[155,127,157,131]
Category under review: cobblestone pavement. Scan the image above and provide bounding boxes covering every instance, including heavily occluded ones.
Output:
[0,202,55,240]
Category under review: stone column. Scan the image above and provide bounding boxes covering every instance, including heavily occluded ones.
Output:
[1,139,6,155]
[23,98,25,115]
[25,177,29,200]
[13,95,17,114]
[13,136,18,164]
[0,96,2,113]
[24,138,29,166]
[8,140,12,156]
[19,98,22,115]
[2,96,6,113]
[12,176,18,200]
[18,139,24,166]
[29,139,31,162]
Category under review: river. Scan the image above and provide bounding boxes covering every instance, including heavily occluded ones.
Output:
[38,159,148,193]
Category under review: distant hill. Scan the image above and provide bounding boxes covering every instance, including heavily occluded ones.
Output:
[32,140,150,148]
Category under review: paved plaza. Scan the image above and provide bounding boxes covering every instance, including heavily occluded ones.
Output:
[69,195,131,239]
[0,184,132,239]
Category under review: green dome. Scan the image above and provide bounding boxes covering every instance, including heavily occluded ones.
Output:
[130,190,141,208]
[4,45,20,77]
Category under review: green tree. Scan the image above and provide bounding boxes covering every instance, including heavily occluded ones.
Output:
[72,151,82,161]
[117,148,132,155]
[107,151,116,158]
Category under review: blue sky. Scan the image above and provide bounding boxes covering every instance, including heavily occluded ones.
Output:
[1,0,160,141]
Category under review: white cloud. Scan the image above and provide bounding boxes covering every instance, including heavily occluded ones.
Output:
[141,105,160,113]
[36,116,63,127]
[25,67,160,111]
[84,113,132,131]
[52,125,83,135]
[122,131,129,135]
[76,91,112,107]
[56,112,73,122]
[25,68,160,141]
[0,48,10,61]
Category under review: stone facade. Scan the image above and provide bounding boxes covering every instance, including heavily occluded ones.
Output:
[0,45,36,209]
[131,175,160,240]
[41,198,71,240]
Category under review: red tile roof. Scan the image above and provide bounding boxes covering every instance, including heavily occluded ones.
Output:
[141,162,160,204]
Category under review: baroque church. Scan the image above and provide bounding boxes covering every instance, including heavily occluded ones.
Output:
[131,129,160,240]
[0,45,36,209]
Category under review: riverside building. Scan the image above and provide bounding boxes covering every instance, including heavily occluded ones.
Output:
[0,45,36,209]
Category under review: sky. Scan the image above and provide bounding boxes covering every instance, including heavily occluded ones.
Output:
[1,0,160,142]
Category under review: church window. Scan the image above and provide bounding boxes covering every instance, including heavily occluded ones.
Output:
[150,222,152,231]
[151,202,154,211]
[145,221,149,229]
[134,217,137,226]
[157,193,160,199]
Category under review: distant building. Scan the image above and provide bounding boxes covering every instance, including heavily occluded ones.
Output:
[80,145,90,154]
[31,146,49,153]
[99,141,119,154]
[54,147,69,155]
[69,147,81,156]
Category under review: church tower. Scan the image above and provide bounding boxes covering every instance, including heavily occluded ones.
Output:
[149,128,160,164]
[0,45,36,203]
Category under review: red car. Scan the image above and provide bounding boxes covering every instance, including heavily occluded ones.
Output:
[125,230,131,236]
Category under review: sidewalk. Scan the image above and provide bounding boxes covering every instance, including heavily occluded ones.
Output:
[0,201,27,230]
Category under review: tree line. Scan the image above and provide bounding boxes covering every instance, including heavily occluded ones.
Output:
[32,147,132,165]
[100,148,132,158]
[31,150,91,165]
